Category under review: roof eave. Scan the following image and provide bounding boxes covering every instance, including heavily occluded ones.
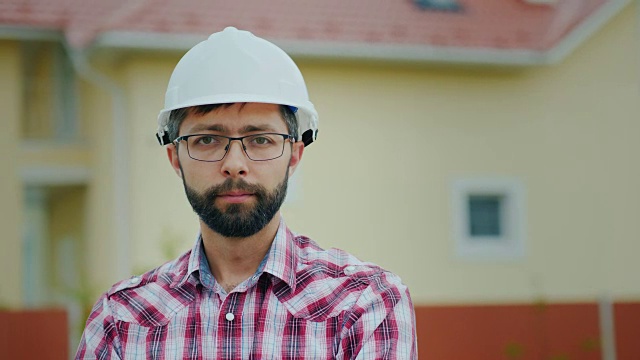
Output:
[2,0,628,67]
[92,31,203,52]
[543,0,630,65]
[93,30,544,67]
[92,0,629,67]
[277,40,546,67]
[0,25,63,42]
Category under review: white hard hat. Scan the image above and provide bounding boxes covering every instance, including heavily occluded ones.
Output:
[156,27,318,146]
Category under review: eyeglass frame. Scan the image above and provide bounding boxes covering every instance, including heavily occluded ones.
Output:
[173,132,295,162]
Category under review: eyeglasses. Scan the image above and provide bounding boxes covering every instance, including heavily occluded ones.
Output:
[173,133,294,162]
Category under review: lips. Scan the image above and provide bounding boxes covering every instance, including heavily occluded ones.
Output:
[217,191,254,203]
[219,191,252,196]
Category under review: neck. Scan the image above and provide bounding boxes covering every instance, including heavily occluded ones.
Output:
[200,212,281,292]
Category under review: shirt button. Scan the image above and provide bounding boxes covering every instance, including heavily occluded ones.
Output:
[130,276,141,284]
[345,266,356,275]
[225,312,235,321]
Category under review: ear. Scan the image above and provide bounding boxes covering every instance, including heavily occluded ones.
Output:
[167,144,183,178]
[288,141,304,177]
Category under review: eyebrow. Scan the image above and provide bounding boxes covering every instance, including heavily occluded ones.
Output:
[187,124,227,133]
[186,123,281,135]
[238,124,280,134]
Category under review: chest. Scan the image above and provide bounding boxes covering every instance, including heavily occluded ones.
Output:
[115,288,348,359]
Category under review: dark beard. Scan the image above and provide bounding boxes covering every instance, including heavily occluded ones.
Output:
[183,175,288,238]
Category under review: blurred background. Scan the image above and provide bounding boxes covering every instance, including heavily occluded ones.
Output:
[1,0,638,358]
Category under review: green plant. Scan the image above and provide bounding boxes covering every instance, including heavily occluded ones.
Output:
[504,342,524,359]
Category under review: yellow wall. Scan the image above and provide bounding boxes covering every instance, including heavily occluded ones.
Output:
[78,69,121,290]
[293,6,639,303]
[122,4,639,304]
[0,41,24,307]
[123,57,200,273]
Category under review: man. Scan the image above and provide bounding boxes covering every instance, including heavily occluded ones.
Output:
[76,27,417,359]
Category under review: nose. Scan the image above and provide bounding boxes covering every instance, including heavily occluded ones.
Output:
[220,139,248,178]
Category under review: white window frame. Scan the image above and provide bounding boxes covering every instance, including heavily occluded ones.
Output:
[451,177,526,260]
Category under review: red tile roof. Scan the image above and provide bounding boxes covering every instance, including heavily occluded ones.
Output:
[0,0,616,52]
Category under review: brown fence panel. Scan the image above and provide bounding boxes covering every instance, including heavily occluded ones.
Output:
[615,302,640,360]
[415,303,601,360]
[0,309,68,360]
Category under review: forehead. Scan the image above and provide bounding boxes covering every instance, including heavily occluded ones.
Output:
[181,103,287,134]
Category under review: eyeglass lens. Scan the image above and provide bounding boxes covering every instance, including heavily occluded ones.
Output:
[186,134,286,161]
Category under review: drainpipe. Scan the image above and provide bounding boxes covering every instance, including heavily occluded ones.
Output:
[599,295,617,360]
[65,44,131,281]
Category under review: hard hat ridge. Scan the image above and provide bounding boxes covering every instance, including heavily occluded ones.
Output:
[156,27,318,147]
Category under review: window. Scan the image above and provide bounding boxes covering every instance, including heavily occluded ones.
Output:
[21,41,78,142]
[452,177,526,260]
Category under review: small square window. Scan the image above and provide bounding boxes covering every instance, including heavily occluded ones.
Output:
[451,178,526,260]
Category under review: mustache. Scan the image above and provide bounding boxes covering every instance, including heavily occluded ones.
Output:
[207,178,267,197]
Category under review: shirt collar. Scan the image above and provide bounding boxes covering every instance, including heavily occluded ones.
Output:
[170,234,206,289]
[261,217,298,291]
[173,217,298,291]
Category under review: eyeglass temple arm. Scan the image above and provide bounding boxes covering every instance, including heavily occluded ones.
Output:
[157,131,171,145]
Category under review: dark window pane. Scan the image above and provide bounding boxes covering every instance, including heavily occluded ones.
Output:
[414,0,462,12]
[468,195,502,237]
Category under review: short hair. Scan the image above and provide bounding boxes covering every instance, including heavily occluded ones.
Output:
[166,103,298,143]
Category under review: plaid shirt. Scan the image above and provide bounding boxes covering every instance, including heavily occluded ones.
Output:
[76,219,417,359]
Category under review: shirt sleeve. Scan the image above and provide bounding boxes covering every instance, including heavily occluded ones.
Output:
[338,272,418,360]
[75,293,123,360]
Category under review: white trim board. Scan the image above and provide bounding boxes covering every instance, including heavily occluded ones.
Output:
[21,165,91,186]
[0,25,63,42]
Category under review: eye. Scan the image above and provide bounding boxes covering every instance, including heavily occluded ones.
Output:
[196,135,218,145]
[251,136,273,145]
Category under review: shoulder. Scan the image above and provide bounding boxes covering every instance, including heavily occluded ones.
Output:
[103,250,196,326]
[293,234,375,270]
[281,235,410,320]
[293,234,403,286]
[107,250,190,296]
